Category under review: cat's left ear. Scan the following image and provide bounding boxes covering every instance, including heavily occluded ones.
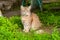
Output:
[0,10,3,16]
[29,6,31,9]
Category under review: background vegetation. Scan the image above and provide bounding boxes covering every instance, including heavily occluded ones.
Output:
[0,0,60,40]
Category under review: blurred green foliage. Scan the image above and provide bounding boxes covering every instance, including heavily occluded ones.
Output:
[43,2,60,10]
[37,11,60,27]
[0,15,60,40]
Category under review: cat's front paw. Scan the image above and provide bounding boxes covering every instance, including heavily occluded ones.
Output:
[35,30,44,34]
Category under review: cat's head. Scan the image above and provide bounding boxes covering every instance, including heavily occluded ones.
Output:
[21,6,31,16]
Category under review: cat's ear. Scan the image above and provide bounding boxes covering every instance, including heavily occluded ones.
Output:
[0,10,3,16]
[21,6,24,8]
[29,6,31,9]
[0,10,2,14]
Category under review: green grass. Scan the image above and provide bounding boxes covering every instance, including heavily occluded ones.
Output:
[36,11,60,27]
[0,14,60,40]
[43,2,60,10]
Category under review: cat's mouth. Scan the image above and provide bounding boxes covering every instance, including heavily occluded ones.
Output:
[21,13,28,16]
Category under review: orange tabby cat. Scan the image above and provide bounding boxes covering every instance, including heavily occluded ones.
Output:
[21,6,42,32]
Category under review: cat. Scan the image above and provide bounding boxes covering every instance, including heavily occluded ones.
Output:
[21,6,42,32]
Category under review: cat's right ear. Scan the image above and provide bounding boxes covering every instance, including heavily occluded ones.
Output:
[21,6,24,8]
